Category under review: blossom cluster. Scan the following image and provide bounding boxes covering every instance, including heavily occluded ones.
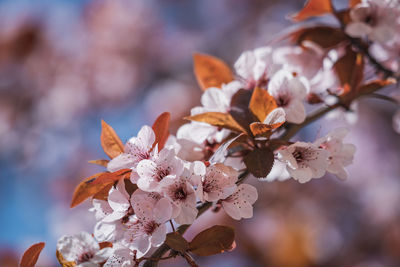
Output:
[20,0,400,266]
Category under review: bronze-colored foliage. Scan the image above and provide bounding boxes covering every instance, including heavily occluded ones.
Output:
[165,232,189,254]
[189,225,235,256]
[243,147,274,178]
[20,242,45,267]
[291,0,333,21]
[100,120,124,159]
[185,112,245,133]
[152,112,170,151]
[290,26,347,49]
[193,53,234,91]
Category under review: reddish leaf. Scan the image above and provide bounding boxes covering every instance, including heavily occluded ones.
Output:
[248,87,277,122]
[185,112,245,133]
[92,183,113,201]
[229,89,258,134]
[249,122,283,137]
[291,0,333,21]
[349,0,361,8]
[243,147,274,178]
[101,120,124,159]
[56,250,75,267]
[334,47,364,98]
[99,242,113,249]
[290,26,347,49]
[189,225,235,256]
[20,242,45,267]
[91,169,132,186]
[152,112,170,151]
[165,232,189,253]
[70,172,110,208]
[193,53,234,91]
[88,159,109,167]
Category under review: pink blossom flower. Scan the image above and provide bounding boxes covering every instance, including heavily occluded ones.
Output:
[234,46,280,88]
[222,184,258,220]
[107,125,156,183]
[196,163,238,202]
[315,128,356,180]
[346,0,400,44]
[57,231,113,266]
[163,173,198,225]
[278,142,329,183]
[136,148,184,192]
[104,244,134,267]
[268,70,308,123]
[93,180,133,242]
[121,191,172,258]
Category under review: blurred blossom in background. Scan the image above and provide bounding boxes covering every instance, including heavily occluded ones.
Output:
[1,0,400,266]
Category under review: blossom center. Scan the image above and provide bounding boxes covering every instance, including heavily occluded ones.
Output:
[77,251,94,264]
[173,186,187,201]
[143,220,159,235]
[292,147,317,164]
[156,167,170,181]
[276,94,290,108]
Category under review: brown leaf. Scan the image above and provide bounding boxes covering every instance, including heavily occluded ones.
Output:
[88,159,109,167]
[101,120,124,159]
[185,112,245,133]
[243,147,274,178]
[357,79,395,96]
[152,112,170,151]
[193,53,234,91]
[20,242,45,267]
[291,0,333,21]
[249,87,277,122]
[334,47,364,97]
[56,250,76,267]
[99,242,113,249]
[91,169,132,186]
[189,225,235,256]
[124,178,138,196]
[290,26,347,49]
[229,89,258,134]
[165,232,189,253]
[92,183,113,201]
[70,172,109,208]
[250,122,283,137]
[349,0,361,8]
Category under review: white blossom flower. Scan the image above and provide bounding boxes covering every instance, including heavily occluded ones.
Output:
[234,46,281,88]
[104,244,134,267]
[346,0,400,44]
[107,125,156,182]
[90,199,113,221]
[278,142,329,183]
[222,184,258,220]
[122,193,172,258]
[57,231,113,267]
[164,134,204,162]
[180,81,242,145]
[314,128,356,180]
[136,148,184,192]
[93,180,133,242]
[162,174,198,225]
[196,163,238,202]
[268,70,308,123]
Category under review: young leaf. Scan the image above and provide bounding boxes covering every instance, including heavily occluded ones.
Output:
[165,232,189,253]
[349,0,361,8]
[334,47,364,97]
[20,242,45,267]
[189,225,235,256]
[290,26,346,49]
[152,112,170,151]
[229,89,258,134]
[193,53,234,91]
[101,120,124,159]
[70,171,131,208]
[243,147,274,178]
[291,0,333,21]
[250,122,281,137]
[249,87,277,122]
[185,112,245,133]
[88,159,109,167]
[56,250,76,267]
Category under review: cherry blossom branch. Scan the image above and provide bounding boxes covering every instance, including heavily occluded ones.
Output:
[143,171,249,267]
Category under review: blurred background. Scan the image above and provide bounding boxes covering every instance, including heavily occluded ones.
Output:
[0,0,400,266]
